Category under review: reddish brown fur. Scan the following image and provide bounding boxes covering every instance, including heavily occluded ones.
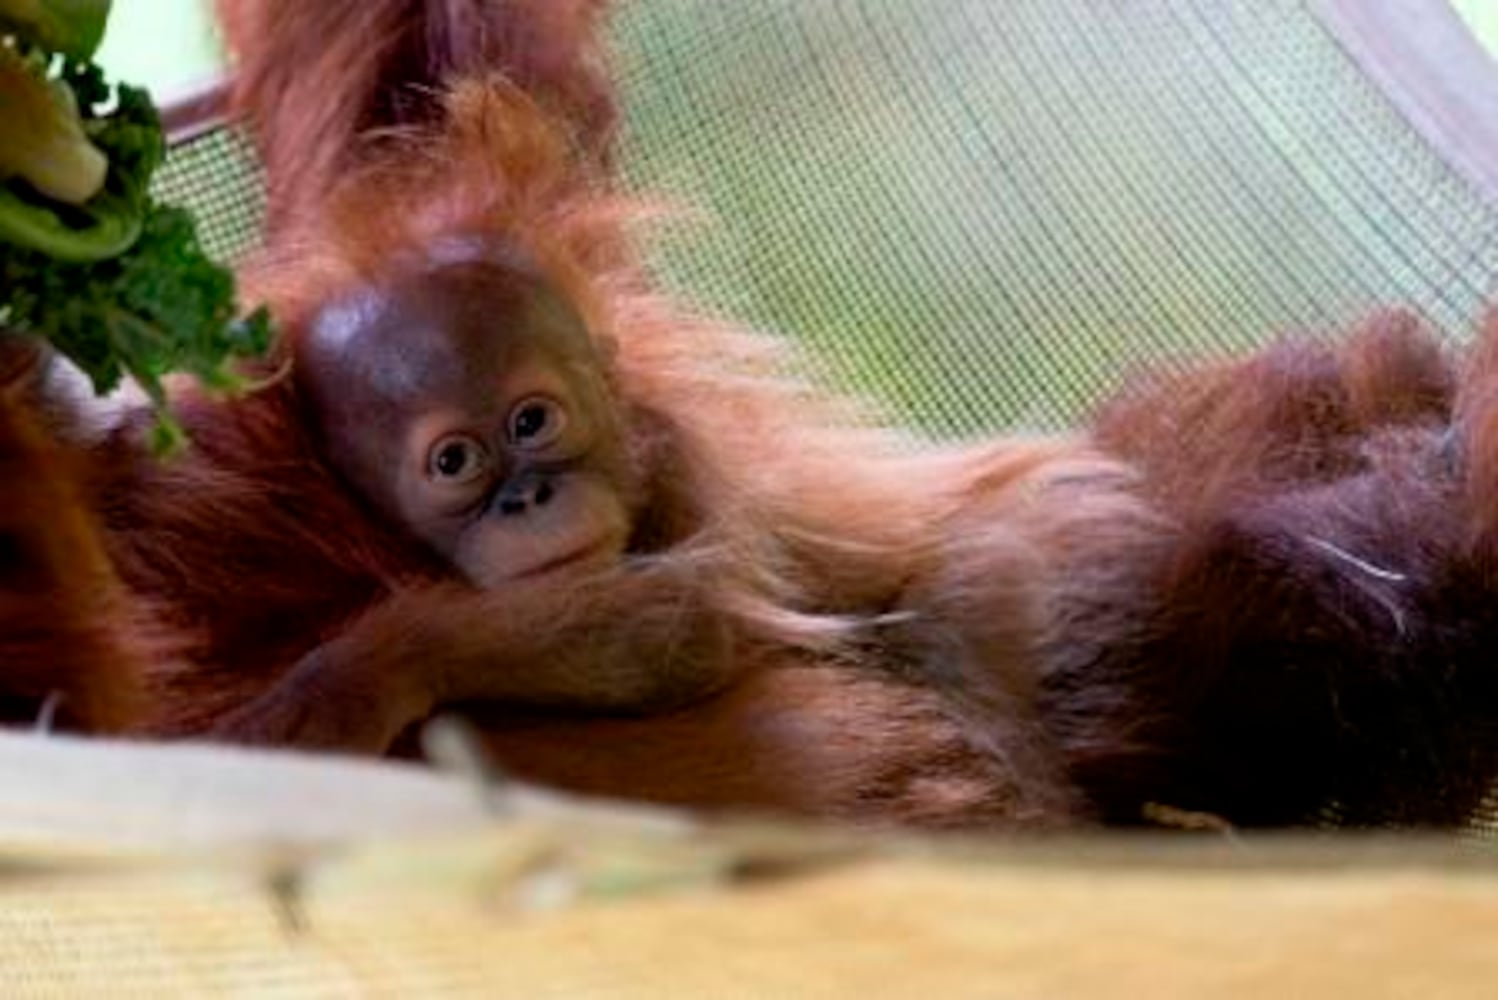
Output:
[93,377,444,732]
[474,665,1040,829]
[216,0,616,233]
[1093,309,1454,520]
[0,341,144,731]
[1456,313,1498,556]
[1066,311,1498,825]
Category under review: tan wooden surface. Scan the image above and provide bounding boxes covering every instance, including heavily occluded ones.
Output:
[1,844,1495,998]
[0,732,1492,997]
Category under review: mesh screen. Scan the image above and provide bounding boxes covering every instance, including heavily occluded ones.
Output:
[151,125,265,266]
[610,0,1498,436]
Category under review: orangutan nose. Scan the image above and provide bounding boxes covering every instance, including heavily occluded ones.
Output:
[496,476,556,516]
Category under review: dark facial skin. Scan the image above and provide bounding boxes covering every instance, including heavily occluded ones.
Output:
[299,256,640,587]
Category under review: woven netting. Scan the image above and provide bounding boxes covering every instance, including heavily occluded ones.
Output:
[150,125,264,264]
[610,0,1498,434]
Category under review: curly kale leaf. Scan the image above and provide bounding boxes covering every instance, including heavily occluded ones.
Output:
[2,203,272,445]
[2,50,271,449]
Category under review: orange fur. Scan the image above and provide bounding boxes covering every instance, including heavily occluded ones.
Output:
[1071,311,1498,825]
[1093,309,1454,520]
[0,344,144,732]
[217,0,616,233]
[474,664,1042,829]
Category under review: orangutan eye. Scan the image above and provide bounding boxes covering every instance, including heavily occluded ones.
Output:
[507,395,566,449]
[426,434,491,483]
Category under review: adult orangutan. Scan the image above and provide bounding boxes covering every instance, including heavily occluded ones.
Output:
[114,80,1498,829]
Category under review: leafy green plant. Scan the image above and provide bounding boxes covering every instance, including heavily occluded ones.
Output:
[1,0,270,447]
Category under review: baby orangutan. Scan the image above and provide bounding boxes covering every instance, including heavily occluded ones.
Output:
[68,81,1122,830]
[215,252,748,750]
[305,257,636,590]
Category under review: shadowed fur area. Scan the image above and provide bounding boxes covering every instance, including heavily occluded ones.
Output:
[1070,311,1498,825]
[0,341,145,733]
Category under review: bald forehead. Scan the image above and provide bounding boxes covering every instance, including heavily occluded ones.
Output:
[305,260,594,405]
